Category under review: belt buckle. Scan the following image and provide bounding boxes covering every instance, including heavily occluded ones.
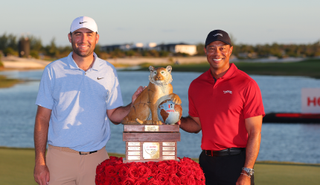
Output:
[79,151,90,155]
[205,150,213,156]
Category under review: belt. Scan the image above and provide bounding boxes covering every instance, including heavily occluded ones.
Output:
[49,145,98,155]
[204,148,245,157]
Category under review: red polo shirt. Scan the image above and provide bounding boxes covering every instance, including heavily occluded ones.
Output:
[188,63,265,151]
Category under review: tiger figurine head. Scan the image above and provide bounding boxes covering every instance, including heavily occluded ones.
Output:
[122,65,181,125]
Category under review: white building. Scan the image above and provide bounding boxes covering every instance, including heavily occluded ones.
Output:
[100,42,197,55]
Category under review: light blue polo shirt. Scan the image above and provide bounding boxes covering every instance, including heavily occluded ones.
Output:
[36,52,123,152]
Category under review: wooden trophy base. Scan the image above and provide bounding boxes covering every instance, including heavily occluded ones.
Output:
[123,125,180,163]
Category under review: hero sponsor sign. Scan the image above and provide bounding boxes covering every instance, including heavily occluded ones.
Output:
[301,88,320,113]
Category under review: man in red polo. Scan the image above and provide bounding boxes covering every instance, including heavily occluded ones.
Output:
[180,30,264,185]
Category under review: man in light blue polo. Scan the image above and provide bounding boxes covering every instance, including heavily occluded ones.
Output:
[33,16,143,185]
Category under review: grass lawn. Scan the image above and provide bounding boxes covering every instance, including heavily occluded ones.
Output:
[135,58,320,79]
[1,147,319,185]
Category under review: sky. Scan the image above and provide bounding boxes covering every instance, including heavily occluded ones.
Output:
[1,0,320,47]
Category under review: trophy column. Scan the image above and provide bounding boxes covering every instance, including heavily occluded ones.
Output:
[123,125,180,163]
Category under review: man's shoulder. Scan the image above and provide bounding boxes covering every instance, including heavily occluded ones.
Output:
[232,65,255,82]
[94,57,116,70]
[192,69,211,82]
[190,70,212,89]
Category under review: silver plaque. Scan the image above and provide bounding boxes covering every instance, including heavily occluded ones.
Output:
[163,156,176,160]
[163,152,175,155]
[127,156,141,160]
[163,147,175,151]
[128,151,140,155]
[128,142,140,146]
[128,147,140,150]
[163,142,175,146]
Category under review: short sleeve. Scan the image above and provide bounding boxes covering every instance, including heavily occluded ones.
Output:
[105,66,123,110]
[188,82,199,117]
[243,80,265,119]
[35,66,54,109]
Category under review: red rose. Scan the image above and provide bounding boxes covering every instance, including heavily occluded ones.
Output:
[121,177,135,185]
[154,173,169,183]
[148,178,161,185]
[138,164,152,179]
[167,174,181,185]
[95,157,205,185]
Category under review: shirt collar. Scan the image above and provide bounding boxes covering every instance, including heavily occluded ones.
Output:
[221,63,237,79]
[67,52,100,71]
[204,63,237,81]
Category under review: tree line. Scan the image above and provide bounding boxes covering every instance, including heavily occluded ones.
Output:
[1,33,320,60]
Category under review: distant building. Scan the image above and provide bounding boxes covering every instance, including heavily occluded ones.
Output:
[100,42,197,56]
[101,43,148,52]
[155,43,197,56]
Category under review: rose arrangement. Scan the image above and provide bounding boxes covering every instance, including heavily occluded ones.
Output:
[96,156,205,185]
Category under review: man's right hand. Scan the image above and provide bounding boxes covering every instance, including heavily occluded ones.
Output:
[34,164,50,185]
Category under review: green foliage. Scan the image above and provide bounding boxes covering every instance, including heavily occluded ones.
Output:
[0,53,3,68]
[159,50,170,57]
[125,50,137,57]
[44,38,59,58]
[109,48,125,58]
[29,35,43,51]
[232,41,320,59]
[0,33,18,52]
[196,43,205,56]
[3,47,18,56]
[30,50,40,59]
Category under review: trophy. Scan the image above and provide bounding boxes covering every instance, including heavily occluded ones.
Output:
[122,66,182,162]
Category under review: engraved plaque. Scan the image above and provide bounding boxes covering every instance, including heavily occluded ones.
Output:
[123,125,180,162]
[128,142,140,146]
[128,156,141,160]
[163,147,175,151]
[143,142,160,159]
[128,151,140,155]
[163,142,175,146]
[144,125,159,132]
[128,147,140,150]
[163,156,176,160]
[163,152,175,155]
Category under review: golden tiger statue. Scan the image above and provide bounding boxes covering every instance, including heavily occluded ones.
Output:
[122,65,181,125]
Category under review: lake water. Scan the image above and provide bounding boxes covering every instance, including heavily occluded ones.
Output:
[0,69,320,164]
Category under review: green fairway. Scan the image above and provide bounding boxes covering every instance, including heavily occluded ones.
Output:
[1,147,319,185]
[235,59,320,79]
[136,58,320,79]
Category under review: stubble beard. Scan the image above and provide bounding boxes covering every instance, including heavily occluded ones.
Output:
[71,37,95,57]
[72,44,95,57]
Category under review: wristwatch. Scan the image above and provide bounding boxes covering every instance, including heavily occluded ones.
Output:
[242,167,254,176]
